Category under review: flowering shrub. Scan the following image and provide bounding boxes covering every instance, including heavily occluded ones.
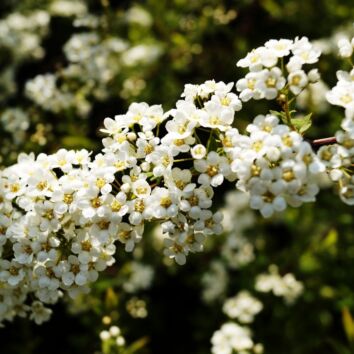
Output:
[0,35,353,333]
[1,1,354,353]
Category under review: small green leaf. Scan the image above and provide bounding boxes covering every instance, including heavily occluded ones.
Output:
[319,228,338,255]
[269,110,282,117]
[299,251,321,272]
[105,287,119,309]
[291,113,312,134]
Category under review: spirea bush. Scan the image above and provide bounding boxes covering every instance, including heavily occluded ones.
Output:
[1,1,354,354]
[1,35,353,331]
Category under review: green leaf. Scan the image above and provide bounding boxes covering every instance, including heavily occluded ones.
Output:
[105,287,119,309]
[319,228,338,255]
[291,113,312,134]
[269,110,282,117]
[299,251,321,273]
[342,308,354,343]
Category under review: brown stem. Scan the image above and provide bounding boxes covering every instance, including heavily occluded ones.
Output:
[311,137,337,146]
[282,98,296,131]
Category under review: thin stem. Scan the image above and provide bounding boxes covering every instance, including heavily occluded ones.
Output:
[206,129,213,152]
[194,131,202,144]
[197,127,212,133]
[280,57,285,75]
[174,158,194,163]
[311,137,337,146]
[283,96,295,130]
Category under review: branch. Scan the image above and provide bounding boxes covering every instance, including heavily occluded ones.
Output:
[311,137,337,146]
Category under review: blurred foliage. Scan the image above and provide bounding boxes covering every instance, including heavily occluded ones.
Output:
[0,0,354,353]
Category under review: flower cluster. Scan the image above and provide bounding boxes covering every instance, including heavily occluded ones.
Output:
[228,114,325,217]
[1,36,353,326]
[123,262,154,293]
[211,322,264,354]
[100,325,126,349]
[101,80,242,266]
[49,0,88,18]
[236,37,320,101]
[223,291,263,324]
[0,108,30,145]
[318,50,354,204]
[0,79,243,324]
[0,150,120,325]
[212,292,264,354]
[26,30,161,116]
[255,265,304,305]
[0,10,50,62]
[0,10,50,104]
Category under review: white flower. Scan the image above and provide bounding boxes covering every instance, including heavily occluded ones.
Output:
[147,146,174,177]
[265,38,293,57]
[201,101,235,131]
[288,70,308,95]
[29,302,52,325]
[145,187,179,219]
[291,36,321,64]
[191,144,207,159]
[338,37,353,58]
[116,223,143,252]
[236,71,264,101]
[326,77,354,109]
[163,238,187,265]
[237,46,277,71]
[255,67,286,100]
[194,152,231,187]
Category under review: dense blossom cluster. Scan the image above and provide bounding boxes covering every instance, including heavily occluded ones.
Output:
[25,8,161,116]
[318,39,354,204]
[236,37,320,101]
[228,114,325,217]
[0,10,50,107]
[0,108,30,146]
[212,291,264,354]
[223,291,263,324]
[0,9,51,163]
[0,10,50,62]
[0,3,162,166]
[255,265,304,304]
[211,322,264,354]
[0,35,353,326]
